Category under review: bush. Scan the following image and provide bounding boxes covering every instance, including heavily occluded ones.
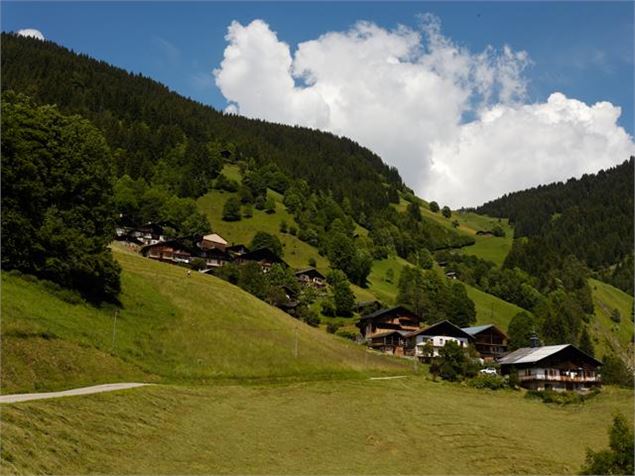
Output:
[581,413,634,475]
[321,299,337,317]
[335,329,358,341]
[190,258,206,271]
[222,197,242,221]
[525,388,600,405]
[469,374,507,390]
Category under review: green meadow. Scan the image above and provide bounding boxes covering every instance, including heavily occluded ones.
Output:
[2,378,632,475]
[1,247,407,394]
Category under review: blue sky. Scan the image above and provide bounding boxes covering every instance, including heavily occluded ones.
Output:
[3,1,632,132]
[3,2,633,206]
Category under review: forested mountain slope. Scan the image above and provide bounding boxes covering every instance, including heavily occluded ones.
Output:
[477,159,634,293]
[1,33,399,217]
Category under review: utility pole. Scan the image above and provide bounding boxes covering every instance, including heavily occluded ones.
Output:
[112,309,118,350]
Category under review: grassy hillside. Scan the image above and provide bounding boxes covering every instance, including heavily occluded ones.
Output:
[466,283,527,330]
[589,278,634,359]
[1,246,407,394]
[2,378,632,474]
[197,167,328,272]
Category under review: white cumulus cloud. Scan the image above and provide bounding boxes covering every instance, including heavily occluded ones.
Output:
[17,28,45,41]
[427,93,635,207]
[214,17,634,208]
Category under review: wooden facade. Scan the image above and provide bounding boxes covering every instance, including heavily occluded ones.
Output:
[462,325,508,360]
[368,330,411,356]
[295,268,326,288]
[356,306,422,340]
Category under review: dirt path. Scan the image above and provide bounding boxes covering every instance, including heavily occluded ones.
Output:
[0,383,150,404]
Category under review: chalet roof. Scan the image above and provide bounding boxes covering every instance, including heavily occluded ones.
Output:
[462,324,494,335]
[462,324,508,338]
[203,233,228,245]
[240,248,288,266]
[409,320,473,340]
[498,344,602,366]
[358,305,422,322]
[369,330,411,340]
[294,267,326,279]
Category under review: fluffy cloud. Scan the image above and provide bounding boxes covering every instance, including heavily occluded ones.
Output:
[214,17,634,208]
[17,28,45,40]
[428,93,634,207]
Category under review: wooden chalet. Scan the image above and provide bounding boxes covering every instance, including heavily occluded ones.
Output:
[368,330,412,356]
[202,247,232,268]
[200,233,228,251]
[407,320,474,360]
[128,222,172,246]
[356,306,422,341]
[498,344,602,392]
[141,239,194,264]
[462,324,508,361]
[294,267,326,288]
[236,248,288,271]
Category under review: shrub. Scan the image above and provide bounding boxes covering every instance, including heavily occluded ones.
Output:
[190,258,206,271]
[335,329,358,341]
[321,299,337,317]
[222,197,242,221]
[469,374,507,390]
[525,388,600,405]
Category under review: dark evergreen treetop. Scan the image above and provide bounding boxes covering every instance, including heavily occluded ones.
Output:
[1,33,402,218]
[477,158,634,293]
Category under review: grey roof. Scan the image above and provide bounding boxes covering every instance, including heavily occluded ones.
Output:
[462,324,494,336]
[498,345,569,365]
[370,330,411,339]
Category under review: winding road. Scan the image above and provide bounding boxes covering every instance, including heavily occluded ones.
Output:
[0,383,150,404]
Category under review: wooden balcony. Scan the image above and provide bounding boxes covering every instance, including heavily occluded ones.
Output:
[518,373,599,383]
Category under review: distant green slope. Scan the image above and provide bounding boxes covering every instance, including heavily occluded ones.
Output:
[589,278,634,359]
[1,247,406,394]
[466,284,526,330]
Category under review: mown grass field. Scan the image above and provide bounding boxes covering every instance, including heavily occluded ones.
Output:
[1,247,407,394]
[2,378,632,475]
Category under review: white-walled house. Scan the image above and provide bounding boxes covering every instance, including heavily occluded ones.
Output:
[407,320,474,359]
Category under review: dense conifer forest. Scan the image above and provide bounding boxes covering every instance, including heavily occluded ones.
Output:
[477,159,634,294]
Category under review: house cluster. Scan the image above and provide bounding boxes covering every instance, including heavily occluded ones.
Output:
[357,306,602,392]
[117,222,327,286]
